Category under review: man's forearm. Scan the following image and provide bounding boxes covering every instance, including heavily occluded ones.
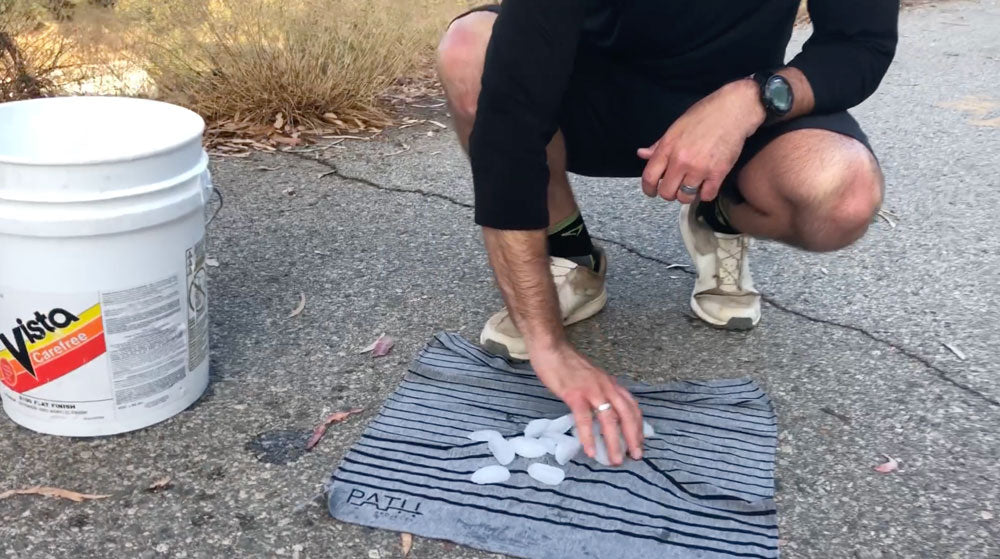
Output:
[482,227,565,355]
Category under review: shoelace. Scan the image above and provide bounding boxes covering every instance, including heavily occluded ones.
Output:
[715,235,749,291]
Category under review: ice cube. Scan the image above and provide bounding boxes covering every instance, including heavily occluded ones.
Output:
[643,421,656,438]
[468,430,502,443]
[510,437,548,459]
[571,420,601,440]
[545,414,575,436]
[471,465,511,485]
[537,436,558,455]
[524,418,551,438]
[593,436,611,466]
[554,436,582,466]
[488,436,515,465]
[527,463,566,486]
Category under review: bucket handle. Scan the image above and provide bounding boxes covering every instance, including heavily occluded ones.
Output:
[201,169,224,227]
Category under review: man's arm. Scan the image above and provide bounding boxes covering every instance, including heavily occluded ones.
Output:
[638,0,899,201]
[788,0,899,114]
[482,228,644,464]
[470,0,644,464]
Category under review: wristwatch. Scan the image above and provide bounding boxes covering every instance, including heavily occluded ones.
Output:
[752,71,794,124]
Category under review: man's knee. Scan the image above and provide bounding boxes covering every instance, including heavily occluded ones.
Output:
[436,12,494,121]
[800,150,883,252]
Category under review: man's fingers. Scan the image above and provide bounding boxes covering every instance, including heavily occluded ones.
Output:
[611,384,644,460]
[674,173,703,205]
[657,153,687,201]
[636,140,659,160]
[592,397,625,466]
[567,395,597,458]
[640,142,671,197]
[699,177,724,202]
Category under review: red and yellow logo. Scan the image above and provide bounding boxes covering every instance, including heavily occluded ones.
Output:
[0,304,106,393]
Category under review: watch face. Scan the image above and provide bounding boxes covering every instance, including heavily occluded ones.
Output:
[765,76,793,113]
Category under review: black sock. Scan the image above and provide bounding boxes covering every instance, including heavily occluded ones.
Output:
[696,198,741,235]
[547,211,599,271]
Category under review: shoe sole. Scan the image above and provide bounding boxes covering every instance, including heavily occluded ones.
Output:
[689,296,757,331]
[481,288,609,361]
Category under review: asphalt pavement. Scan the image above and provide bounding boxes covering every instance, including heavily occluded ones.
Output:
[2,2,998,558]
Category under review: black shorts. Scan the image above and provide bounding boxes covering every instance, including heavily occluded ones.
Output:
[456,4,874,202]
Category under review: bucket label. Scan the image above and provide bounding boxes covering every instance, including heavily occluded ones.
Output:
[0,257,208,428]
[102,276,188,409]
[0,304,107,393]
[185,239,209,371]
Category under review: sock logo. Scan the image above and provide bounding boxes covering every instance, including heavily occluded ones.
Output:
[560,224,585,237]
[0,309,80,378]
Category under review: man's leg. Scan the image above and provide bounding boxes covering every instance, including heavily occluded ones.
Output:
[723,129,884,253]
[436,10,579,231]
[436,9,608,359]
[681,124,882,329]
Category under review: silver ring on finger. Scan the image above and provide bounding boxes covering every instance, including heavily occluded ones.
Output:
[595,402,612,413]
[679,184,701,196]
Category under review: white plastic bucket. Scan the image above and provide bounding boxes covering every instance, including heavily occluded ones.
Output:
[0,96,212,437]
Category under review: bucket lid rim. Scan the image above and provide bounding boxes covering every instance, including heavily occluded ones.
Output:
[0,96,205,167]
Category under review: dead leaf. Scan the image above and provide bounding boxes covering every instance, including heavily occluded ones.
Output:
[942,342,967,361]
[401,533,413,557]
[360,334,394,357]
[971,116,1000,128]
[874,454,899,473]
[205,257,220,268]
[937,96,1000,118]
[0,486,110,502]
[288,293,306,318]
[427,120,447,129]
[274,136,305,147]
[147,477,173,493]
[256,166,280,172]
[273,112,285,130]
[283,187,297,196]
[305,408,365,450]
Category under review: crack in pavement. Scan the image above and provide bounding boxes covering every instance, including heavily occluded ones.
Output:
[291,152,1000,409]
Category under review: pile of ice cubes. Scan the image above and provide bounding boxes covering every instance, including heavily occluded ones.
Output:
[468,414,656,486]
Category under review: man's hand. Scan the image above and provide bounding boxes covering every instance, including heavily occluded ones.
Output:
[637,78,766,204]
[481,228,644,466]
[531,344,644,466]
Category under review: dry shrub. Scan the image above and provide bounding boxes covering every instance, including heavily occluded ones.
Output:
[115,0,473,132]
[0,0,76,101]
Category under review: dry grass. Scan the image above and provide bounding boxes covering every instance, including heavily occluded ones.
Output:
[0,1,77,101]
[3,0,477,144]
[111,0,472,139]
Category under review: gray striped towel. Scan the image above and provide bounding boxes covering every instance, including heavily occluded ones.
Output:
[328,333,779,559]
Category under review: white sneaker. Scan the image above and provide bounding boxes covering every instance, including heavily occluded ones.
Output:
[480,247,608,360]
[679,203,760,330]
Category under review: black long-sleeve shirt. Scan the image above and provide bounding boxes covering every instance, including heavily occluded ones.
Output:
[469,0,899,230]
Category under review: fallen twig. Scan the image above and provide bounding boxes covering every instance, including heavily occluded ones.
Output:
[876,209,897,229]
[942,342,967,361]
